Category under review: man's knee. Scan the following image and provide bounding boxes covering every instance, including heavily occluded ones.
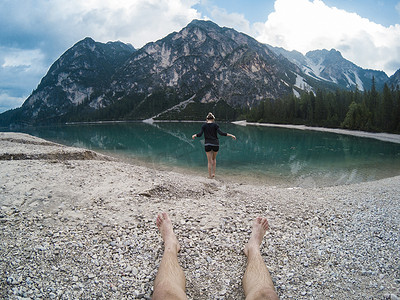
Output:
[246,287,279,300]
[152,289,174,300]
[153,281,187,300]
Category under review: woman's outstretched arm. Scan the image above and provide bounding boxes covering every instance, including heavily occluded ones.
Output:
[217,128,236,140]
[227,133,236,140]
[192,124,205,139]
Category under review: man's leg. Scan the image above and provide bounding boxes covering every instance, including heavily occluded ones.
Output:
[243,217,279,300]
[153,212,187,300]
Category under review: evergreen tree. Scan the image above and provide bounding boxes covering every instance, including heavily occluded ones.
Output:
[341,101,369,130]
[381,83,394,131]
[395,88,400,132]
[240,78,399,134]
[367,76,379,126]
[314,90,324,123]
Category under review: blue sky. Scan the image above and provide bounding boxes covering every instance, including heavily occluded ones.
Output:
[1,0,399,113]
[195,0,400,26]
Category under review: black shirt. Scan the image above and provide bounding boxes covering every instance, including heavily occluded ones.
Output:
[196,122,227,146]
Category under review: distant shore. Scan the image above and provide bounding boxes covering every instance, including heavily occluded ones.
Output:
[65,119,400,144]
[0,132,399,299]
[65,119,204,125]
[232,120,400,144]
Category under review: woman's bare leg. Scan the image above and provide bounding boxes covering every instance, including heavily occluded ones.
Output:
[243,217,279,300]
[206,151,214,178]
[211,151,218,177]
[153,213,187,300]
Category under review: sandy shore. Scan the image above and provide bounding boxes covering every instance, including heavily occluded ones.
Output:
[0,132,399,299]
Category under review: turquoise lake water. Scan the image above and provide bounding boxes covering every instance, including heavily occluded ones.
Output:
[15,122,400,187]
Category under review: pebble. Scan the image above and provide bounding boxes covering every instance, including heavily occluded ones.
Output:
[0,134,399,299]
[7,276,22,285]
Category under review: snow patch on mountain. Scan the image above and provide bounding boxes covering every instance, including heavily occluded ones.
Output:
[304,57,324,78]
[295,74,313,92]
[268,46,389,91]
[329,76,338,84]
[354,72,364,90]
[343,73,355,88]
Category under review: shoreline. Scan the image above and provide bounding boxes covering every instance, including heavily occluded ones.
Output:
[6,120,400,189]
[233,120,400,144]
[1,132,399,299]
[92,147,400,190]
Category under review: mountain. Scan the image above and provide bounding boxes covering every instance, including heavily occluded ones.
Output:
[388,69,400,88]
[268,46,389,91]
[105,19,320,120]
[29,37,135,110]
[0,20,396,127]
[0,37,135,126]
[2,20,318,125]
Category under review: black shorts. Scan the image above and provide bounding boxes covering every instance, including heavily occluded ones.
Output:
[205,145,219,152]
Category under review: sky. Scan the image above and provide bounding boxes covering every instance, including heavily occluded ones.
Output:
[1,0,400,113]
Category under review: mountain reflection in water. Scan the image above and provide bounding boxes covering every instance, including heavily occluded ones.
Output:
[17,122,400,187]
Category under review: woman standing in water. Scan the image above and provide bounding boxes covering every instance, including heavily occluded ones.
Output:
[192,112,236,178]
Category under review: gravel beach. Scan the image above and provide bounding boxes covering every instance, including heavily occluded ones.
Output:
[0,132,399,299]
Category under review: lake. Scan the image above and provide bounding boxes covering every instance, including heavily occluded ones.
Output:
[12,122,400,187]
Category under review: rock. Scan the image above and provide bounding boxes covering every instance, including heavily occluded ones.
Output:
[7,276,22,285]
[1,133,400,299]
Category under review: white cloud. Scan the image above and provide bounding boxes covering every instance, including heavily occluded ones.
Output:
[0,0,202,67]
[255,0,400,75]
[0,0,202,111]
[2,48,45,69]
[42,0,202,48]
[0,93,25,113]
[2,0,400,114]
[205,6,251,34]
[0,47,48,112]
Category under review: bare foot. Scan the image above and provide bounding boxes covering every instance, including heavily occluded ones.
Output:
[244,217,269,257]
[156,212,180,253]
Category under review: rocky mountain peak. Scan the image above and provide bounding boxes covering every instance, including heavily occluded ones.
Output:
[1,19,396,126]
[270,45,389,91]
[78,37,96,47]
[110,19,299,112]
[21,37,135,118]
[388,69,400,88]
[307,48,342,60]
[187,19,222,31]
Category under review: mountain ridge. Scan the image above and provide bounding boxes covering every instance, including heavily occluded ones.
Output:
[0,19,398,126]
[267,46,389,91]
[109,19,302,108]
[388,69,400,88]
